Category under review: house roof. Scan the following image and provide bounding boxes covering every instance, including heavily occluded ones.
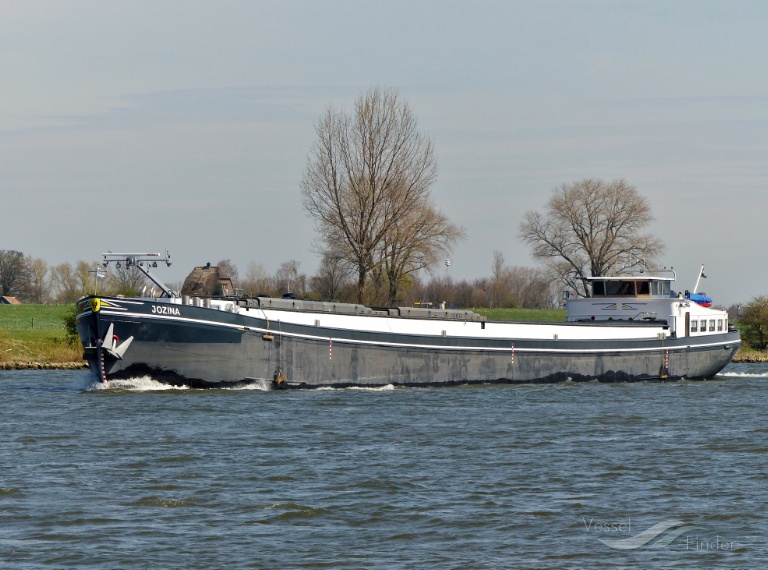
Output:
[181,264,234,296]
[0,296,21,305]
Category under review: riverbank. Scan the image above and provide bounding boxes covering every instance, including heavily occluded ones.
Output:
[728,343,768,362]
[0,361,87,370]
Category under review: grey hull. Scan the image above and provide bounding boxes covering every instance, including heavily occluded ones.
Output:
[76,296,740,388]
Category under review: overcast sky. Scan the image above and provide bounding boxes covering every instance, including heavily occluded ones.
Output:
[2,1,766,305]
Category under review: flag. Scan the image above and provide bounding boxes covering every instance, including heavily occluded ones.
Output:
[96,267,106,280]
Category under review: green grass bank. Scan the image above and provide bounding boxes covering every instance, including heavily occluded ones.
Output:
[0,305,84,369]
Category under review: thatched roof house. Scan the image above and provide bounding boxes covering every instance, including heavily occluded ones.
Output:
[181,263,235,296]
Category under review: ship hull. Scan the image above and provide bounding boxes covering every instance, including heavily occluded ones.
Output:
[76,296,740,388]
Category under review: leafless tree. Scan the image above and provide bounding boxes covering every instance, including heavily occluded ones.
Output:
[417,274,454,308]
[453,279,475,309]
[471,278,490,308]
[50,262,81,303]
[310,254,354,301]
[301,87,462,304]
[488,251,513,308]
[24,256,50,303]
[216,259,239,284]
[0,250,28,297]
[378,201,464,304]
[506,265,557,309]
[48,260,101,300]
[76,261,98,296]
[109,262,148,296]
[275,260,305,296]
[240,261,274,297]
[519,178,664,297]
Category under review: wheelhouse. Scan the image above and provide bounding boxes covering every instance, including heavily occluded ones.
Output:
[566,274,730,339]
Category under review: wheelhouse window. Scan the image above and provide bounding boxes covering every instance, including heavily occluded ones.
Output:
[717,319,724,332]
[651,280,671,296]
[593,280,637,296]
[700,319,707,331]
[591,278,667,297]
[709,319,716,332]
[605,281,624,296]
[691,320,698,333]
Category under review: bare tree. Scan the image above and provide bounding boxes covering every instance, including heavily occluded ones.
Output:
[488,251,512,308]
[50,262,81,303]
[240,261,274,297]
[506,266,557,309]
[25,256,50,303]
[417,274,455,308]
[0,250,28,297]
[301,87,460,304]
[453,279,475,309]
[76,261,98,297]
[471,278,490,308]
[275,260,304,296]
[378,201,464,304]
[310,254,354,301]
[519,178,664,297]
[110,262,148,296]
[216,259,239,284]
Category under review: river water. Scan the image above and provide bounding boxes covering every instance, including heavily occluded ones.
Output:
[1,364,766,568]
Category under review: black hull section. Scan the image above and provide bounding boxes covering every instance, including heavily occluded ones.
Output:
[76,296,741,389]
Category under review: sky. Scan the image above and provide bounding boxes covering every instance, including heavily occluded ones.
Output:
[2,0,767,306]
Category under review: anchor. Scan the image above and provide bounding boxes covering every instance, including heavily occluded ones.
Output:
[100,322,134,360]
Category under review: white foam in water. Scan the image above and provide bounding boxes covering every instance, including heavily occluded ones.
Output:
[316,383,396,391]
[718,371,768,378]
[224,379,271,391]
[81,375,273,392]
[85,376,190,391]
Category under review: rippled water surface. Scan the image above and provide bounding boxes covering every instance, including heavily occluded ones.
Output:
[1,364,766,568]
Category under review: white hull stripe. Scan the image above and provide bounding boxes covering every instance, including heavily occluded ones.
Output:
[97,310,738,355]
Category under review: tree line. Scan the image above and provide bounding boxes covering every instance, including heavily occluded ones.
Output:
[237,252,556,309]
[0,249,558,310]
[0,252,153,304]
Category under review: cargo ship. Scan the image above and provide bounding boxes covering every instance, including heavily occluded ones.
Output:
[76,252,740,388]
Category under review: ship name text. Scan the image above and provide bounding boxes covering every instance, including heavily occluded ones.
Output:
[151,305,181,316]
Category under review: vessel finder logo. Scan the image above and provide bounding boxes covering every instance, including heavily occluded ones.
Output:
[584,517,700,550]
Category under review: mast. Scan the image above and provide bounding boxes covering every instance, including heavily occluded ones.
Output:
[101,251,177,298]
[693,264,706,293]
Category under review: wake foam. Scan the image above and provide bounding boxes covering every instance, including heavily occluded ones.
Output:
[223,379,271,391]
[83,376,272,391]
[86,376,190,391]
[718,371,768,378]
[316,383,396,391]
